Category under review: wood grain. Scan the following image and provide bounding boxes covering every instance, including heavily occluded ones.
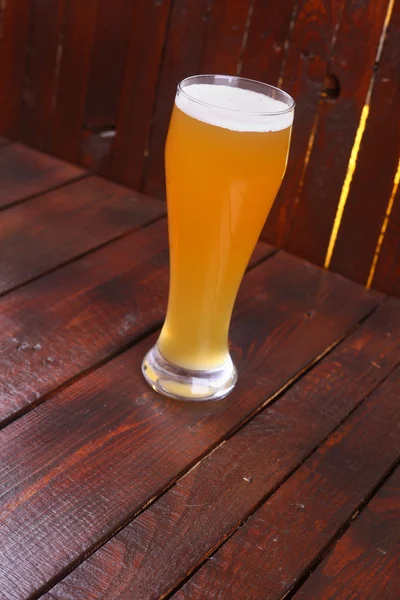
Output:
[0,0,31,137]
[0,252,379,598]
[0,216,270,426]
[373,185,400,297]
[142,0,253,198]
[19,0,66,150]
[142,0,210,198]
[331,1,400,286]
[83,0,135,131]
[0,218,168,426]
[240,0,297,84]
[0,143,84,210]
[199,0,252,74]
[0,176,164,296]
[294,466,400,600]
[288,0,390,266]
[262,0,346,248]
[106,0,172,189]
[50,0,99,163]
[175,364,400,600]
[44,298,400,600]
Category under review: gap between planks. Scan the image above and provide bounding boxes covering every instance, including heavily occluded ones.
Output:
[159,309,400,599]
[0,208,166,302]
[283,455,400,600]
[36,299,386,599]
[0,151,89,214]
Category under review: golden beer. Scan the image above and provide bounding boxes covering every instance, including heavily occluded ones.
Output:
[143,76,294,400]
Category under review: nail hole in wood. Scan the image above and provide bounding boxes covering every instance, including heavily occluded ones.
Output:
[322,74,341,100]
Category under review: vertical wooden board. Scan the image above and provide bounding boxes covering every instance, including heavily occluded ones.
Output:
[0,0,31,137]
[18,0,66,151]
[142,0,210,198]
[199,0,252,74]
[287,0,391,267]
[240,0,298,84]
[42,299,400,600]
[83,0,135,130]
[262,0,346,249]
[174,369,400,600]
[372,186,400,297]
[294,467,400,600]
[330,2,400,284]
[105,0,172,190]
[50,0,99,163]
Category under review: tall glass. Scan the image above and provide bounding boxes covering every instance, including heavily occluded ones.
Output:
[142,75,294,401]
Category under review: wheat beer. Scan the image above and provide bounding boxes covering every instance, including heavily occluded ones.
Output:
[143,76,294,401]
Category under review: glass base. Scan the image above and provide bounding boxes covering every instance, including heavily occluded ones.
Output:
[142,344,237,402]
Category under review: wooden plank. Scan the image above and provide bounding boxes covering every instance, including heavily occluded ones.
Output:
[175,365,400,600]
[294,466,400,600]
[0,0,31,137]
[44,298,400,600]
[0,218,270,427]
[0,143,84,210]
[331,2,400,285]
[105,0,172,189]
[199,0,252,74]
[287,0,391,266]
[19,0,66,150]
[142,0,210,198]
[373,186,400,297]
[0,219,168,426]
[83,0,135,131]
[0,176,164,296]
[50,0,99,163]
[0,254,379,598]
[240,0,297,84]
[262,0,346,248]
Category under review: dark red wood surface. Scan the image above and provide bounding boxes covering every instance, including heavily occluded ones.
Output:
[0,142,399,600]
[331,0,400,287]
[240,0,297,84]
[44,299,400,600]
[373,185,400,297]
[0,176,164,296]
[105,0,173,189]
[262,0,346,248]
[287,0,390,266]
[49,0,99,163]
[0,143,84,210]
[0,213,269,428]
[18,0,66,150]
[294,466,400,600]
[0,249,380,598]
[175,366,400,599]
[83,0,135,131]
[0,0,31,137]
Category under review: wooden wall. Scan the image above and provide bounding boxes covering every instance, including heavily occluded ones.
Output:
[0,0,399,295]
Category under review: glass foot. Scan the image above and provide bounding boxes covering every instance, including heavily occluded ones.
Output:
[142,344,237,402]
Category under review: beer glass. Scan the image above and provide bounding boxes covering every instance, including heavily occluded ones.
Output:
[142,75,294,401]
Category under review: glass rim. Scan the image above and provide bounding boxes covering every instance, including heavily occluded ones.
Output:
[177,74,295,117]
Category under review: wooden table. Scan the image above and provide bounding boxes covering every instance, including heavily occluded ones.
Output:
[1,142,399,600]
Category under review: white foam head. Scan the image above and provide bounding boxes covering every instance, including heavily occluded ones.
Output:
[176,83,293,132]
